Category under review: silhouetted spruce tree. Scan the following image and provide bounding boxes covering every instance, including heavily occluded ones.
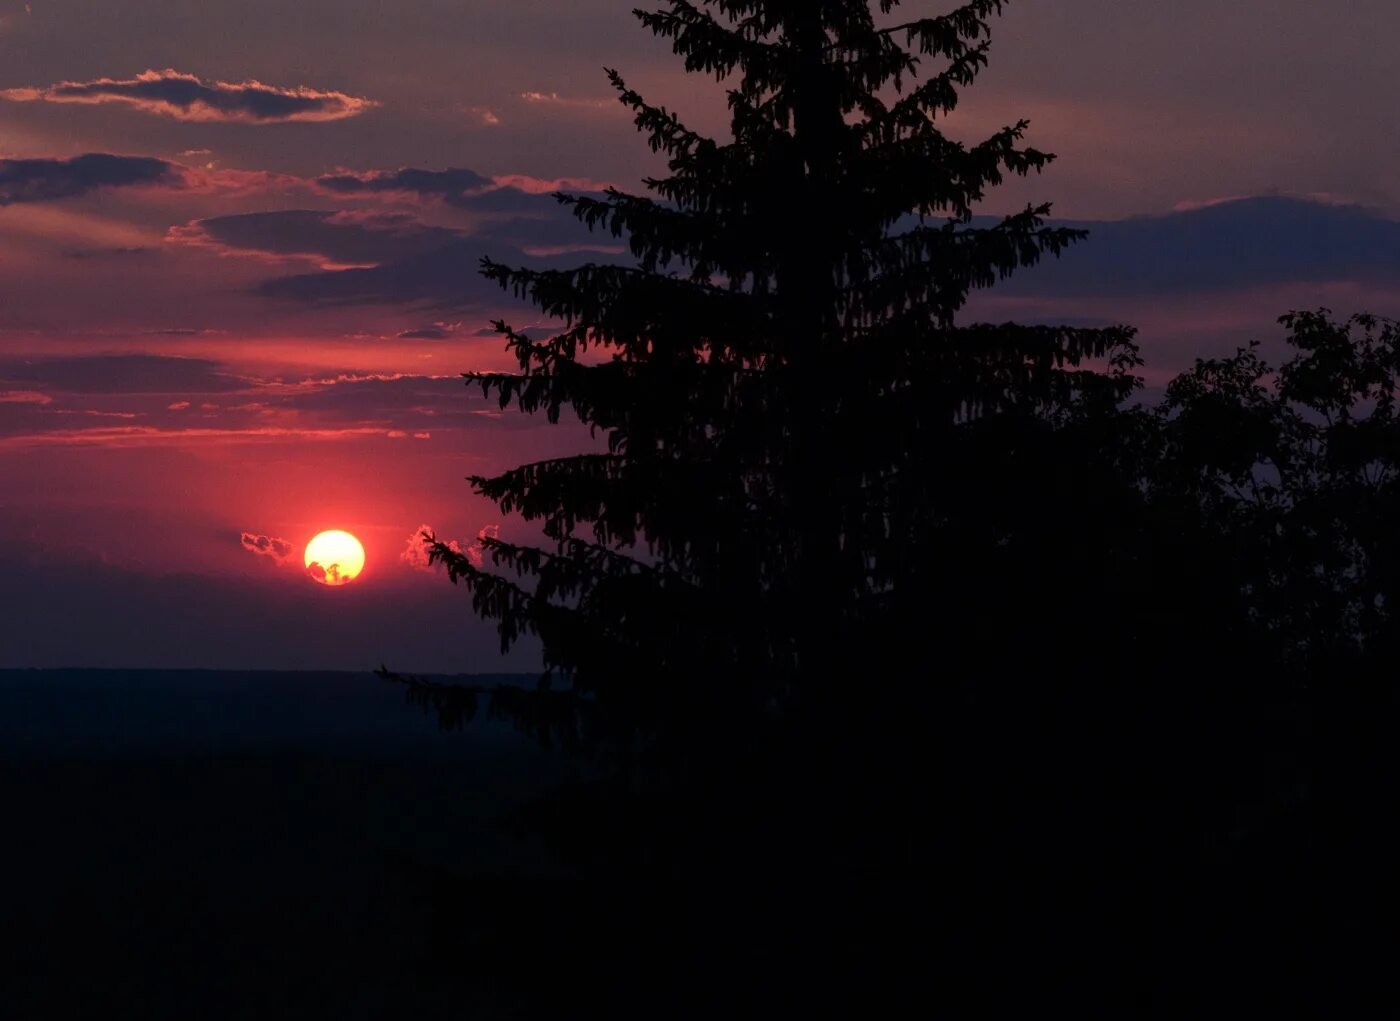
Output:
[419,0,1138,783]
[395,3,1329,1007]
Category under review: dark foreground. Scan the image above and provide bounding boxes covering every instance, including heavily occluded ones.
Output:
[0,669,1317,1017]
[0,669,570,1019]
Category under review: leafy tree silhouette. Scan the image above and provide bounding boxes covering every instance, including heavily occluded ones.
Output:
[389,1,1328,1012]
[1154,311,1400,666]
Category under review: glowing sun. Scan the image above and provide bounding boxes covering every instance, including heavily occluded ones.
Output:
[305,530,365,586]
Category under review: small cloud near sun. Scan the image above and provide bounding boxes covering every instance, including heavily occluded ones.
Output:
[402,524,499,573]
[240,531,296,566]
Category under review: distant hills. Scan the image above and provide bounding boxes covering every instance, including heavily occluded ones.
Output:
[0,668,539,758]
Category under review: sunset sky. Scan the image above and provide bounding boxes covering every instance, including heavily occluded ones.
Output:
[5,0,1400,672]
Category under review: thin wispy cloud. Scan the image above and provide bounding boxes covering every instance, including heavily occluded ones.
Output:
[166,210,462,269]
[0,425,394,450]
[316,166,495,202]
[396,321,462,340]
[0,390,52,405]
[1,69,376,123]
[0,354,247,395]
[315,166,613,206]
[519,90,617,112]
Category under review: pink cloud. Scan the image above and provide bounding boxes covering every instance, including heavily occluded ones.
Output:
[313,165,615,205]
[490,173,616,194]
[0,390,52,405]
[463,105,500,127]
[1,69,376,123]
[177,165,307,198]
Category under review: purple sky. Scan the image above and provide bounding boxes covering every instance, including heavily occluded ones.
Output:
[3,0,1399,672]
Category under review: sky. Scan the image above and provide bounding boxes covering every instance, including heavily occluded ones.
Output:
[4,0,1400,672]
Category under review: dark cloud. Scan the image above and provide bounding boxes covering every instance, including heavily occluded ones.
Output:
[396,321,461,340]
[271,374,511,430]
[237,194,1393,308]
[257,373,555,436]
[1,69,374,123]
[458,188,574,217]
[473,212,622,252]
[165,168,621,302]
[62,246,155,261]
[257,238,614,307]
[0,367,553,448]
[170,200,616,288]
[317,167,494,202]
[276,373,459,414]
[0,355,248,395]
[0,153,179,206]
[169,210,463,267]
[315,165,610,217]
[239,532,296,566]
[256,237,524,306]
[315,165,626,253]
[1003,197,1400,297]
[468,325,560,340]
[256,180,1399,311]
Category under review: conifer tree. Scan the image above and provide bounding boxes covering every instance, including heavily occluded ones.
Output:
[416,0,1143,805]
[398,4,1326,1003]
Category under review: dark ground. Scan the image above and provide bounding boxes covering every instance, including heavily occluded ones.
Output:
[0,669,566,1019]
[0,669,1318,1017]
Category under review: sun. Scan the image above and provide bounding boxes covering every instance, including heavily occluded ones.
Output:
[304,530,365,586]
